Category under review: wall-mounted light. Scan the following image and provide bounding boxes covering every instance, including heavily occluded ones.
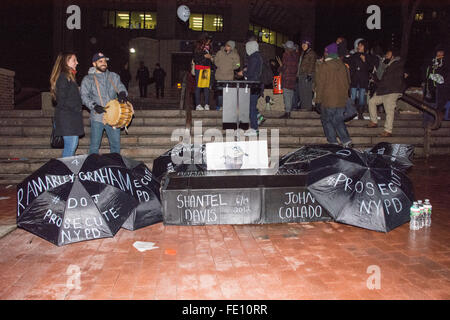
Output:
[130,48,136,53]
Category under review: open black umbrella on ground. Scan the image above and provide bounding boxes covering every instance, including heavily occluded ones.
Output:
[306,148,415,232]
[277,144,348,173]
[152,143,207,180]
[16,153,160,245]
[367,142,414,172]
[120,157,162,230]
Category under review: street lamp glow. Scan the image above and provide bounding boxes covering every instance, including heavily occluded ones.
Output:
[129,48,136,53]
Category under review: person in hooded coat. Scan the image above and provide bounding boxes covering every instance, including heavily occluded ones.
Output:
[314,43,352,148]
[237,40,263,136]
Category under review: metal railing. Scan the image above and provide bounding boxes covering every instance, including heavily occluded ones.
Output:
[399,90,442,158]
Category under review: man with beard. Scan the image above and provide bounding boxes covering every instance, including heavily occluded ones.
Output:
[81,52,128,154]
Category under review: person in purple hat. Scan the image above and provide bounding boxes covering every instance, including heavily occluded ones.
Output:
[314,43,353,148]
[296,38,317,111]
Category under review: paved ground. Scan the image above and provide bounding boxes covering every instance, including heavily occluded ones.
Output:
[0,156,449,300]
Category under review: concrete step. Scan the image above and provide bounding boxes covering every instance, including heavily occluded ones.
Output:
[4,134,447,151]
[0,146,173,159]
[0,109,186,118]
[0,126,188,136]
[0,135,182,147]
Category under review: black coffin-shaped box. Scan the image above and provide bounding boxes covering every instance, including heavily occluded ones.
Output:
[161,171,332,225]
[261,175,332,224]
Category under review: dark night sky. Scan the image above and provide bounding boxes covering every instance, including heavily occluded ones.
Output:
[0,0,448,89]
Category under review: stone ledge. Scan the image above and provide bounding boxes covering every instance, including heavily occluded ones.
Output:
[0,68,15,77]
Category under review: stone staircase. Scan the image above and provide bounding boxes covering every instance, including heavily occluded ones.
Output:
[0,108,449,184]
[128,87,181,110]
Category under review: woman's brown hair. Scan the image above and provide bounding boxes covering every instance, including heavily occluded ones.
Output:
[49,52,76,100]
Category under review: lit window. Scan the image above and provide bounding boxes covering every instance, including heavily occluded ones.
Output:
[130,12,144,29]
[103,10,157,29]
[415,12,424,21]
[116,11,130,28]
[189,13,223,32]
[143,12,157,29]
[204,14,223,31]
[189,13,203,31]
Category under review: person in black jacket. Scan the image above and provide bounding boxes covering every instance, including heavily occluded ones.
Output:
[367,49,405,137]
[345,40,377,119]
[49,52,85,157]
[153,63,166,99]
[193,36,213,110]
[119,62,131,90]
[237,40,263,136]
[136,61,150,97]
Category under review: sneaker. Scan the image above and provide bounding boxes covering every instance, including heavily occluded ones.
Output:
[204,104,210,110]
[379,131,392,137]
[257,114,266,126]
[244,128,258,137]
[195,105,204,110]
[343,141,354,148]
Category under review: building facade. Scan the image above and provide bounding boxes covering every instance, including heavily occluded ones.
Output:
[53,0,316,94]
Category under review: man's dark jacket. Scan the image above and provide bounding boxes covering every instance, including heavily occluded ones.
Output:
[376,58,405,95]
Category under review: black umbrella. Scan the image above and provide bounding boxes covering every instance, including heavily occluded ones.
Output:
[120,157,163,231]
[277,144,347,173]
[367,143,414,172]
[152,143,207,180]
[16,153,158,245]
[306,148,415,232]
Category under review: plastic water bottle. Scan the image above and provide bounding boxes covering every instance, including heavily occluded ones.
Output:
[409,202,420,231]
[417,200,424,229]
[423,199,432,227]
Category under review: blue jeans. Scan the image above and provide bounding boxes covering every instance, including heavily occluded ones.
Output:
[250,94,259,130]
[89,120,121,154]
[350,87,366,107]
[320,107,351,145]
[283,88,294,113]
[62,136,79,158]
[195,69,210,106]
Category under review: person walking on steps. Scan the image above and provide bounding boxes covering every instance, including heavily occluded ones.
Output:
[153,63,166,99]
[367,49,406,137]
[314,43,353,148]
[136,61,150,98]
